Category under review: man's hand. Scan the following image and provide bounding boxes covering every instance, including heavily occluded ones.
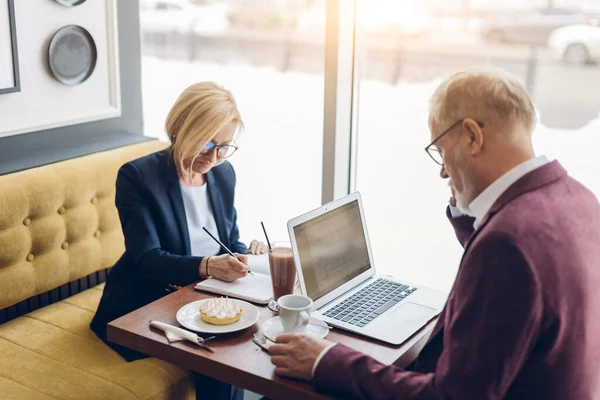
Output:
[269,333,333,381]
[247,240,268,254]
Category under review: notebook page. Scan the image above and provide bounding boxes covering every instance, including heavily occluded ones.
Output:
[195,272,273,304]
[246,254,270,275]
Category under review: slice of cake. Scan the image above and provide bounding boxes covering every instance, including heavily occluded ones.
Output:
[200,297,242,325]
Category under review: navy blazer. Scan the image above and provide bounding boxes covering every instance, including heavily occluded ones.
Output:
[91,149,247,349]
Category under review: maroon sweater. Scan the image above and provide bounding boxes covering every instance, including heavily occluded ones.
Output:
[314,161,600,399]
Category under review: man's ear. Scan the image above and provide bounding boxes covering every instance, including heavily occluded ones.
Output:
[463,118,484,155]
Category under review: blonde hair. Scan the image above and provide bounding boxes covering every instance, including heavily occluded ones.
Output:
[166,82,244,181]
[429,68,537,134]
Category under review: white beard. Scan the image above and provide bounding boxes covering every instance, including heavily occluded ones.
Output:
[450,150,477,215]
[454,188,472,215]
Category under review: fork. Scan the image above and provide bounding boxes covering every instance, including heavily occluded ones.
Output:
[197,335,216,352]
[252,331,273,351]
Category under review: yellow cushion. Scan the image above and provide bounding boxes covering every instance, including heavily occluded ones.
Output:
[0,285,194,400]
[0,141,168,309]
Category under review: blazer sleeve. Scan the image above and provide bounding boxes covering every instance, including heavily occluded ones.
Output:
[116,162,203,286]
[227,165,247,254]
[446,205,475,248]
[229,207,247,254]
[313,235,543,400]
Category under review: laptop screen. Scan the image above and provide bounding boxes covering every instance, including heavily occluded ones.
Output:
[292,199,371,301]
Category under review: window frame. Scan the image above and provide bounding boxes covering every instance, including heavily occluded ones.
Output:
[321,0,360,204]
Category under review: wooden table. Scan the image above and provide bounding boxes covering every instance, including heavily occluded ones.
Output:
[107,284,436,400]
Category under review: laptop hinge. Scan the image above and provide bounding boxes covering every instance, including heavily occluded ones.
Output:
[317,276,376,311]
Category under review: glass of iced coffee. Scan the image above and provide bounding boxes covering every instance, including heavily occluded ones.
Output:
[268,241,296,312]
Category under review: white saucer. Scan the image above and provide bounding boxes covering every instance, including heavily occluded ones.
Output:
[260,316,329,342]
[176,299,260,334]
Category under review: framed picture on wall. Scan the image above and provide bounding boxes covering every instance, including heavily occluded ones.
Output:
[0,0,19,95]
[0,0,120,138]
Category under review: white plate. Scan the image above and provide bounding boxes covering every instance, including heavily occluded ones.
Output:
[176,299,260,334]
[261,316,329,342]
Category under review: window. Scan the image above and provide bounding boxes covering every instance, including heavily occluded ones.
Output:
[139,1,600,290]
[353,0,600,292]
[139,0,326,243]
[542,8,576,16]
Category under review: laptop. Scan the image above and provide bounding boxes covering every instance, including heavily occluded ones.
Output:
[287,192,447,346]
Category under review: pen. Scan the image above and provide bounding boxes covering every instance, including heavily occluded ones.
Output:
[202,227,254,276]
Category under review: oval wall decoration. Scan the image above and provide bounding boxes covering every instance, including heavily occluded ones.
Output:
[52,0,87,6]
[48,25,97,85]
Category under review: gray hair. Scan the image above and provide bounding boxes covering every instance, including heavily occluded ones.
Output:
[429,68,537,134]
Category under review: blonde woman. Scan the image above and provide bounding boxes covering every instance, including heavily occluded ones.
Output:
[91,82,267,400]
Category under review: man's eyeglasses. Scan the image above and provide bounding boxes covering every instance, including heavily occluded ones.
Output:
[424,119,484,166]
[201,140,238,159]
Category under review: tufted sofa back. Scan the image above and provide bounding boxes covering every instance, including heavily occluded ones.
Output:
[0,141,168,309]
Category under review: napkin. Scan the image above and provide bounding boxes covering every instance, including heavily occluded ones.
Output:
[149,321,198,343]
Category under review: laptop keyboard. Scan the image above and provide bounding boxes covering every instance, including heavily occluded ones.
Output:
[322,279,417,328]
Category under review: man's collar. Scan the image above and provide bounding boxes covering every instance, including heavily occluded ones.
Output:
[469,155,550,229]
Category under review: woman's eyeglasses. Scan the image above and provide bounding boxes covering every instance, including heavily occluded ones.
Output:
[201,141,238,159]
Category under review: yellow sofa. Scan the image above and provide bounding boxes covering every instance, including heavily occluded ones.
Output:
[0,141,196,400]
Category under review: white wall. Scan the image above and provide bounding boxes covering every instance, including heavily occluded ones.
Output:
[0,0,120,138]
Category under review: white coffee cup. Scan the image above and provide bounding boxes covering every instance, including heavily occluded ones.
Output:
[278,294,312,333]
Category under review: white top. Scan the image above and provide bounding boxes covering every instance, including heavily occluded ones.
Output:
[180,183,221,257]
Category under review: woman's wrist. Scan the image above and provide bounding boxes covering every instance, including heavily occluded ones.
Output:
[205,256,211,277]
[199,257,210,278]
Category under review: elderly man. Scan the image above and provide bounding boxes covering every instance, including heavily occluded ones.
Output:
[268,68,600,399]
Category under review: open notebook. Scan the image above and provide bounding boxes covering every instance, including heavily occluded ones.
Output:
[194,254,273,304]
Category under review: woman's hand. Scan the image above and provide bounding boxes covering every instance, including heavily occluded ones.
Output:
[204,253,249,282]
[247,240,268,254]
